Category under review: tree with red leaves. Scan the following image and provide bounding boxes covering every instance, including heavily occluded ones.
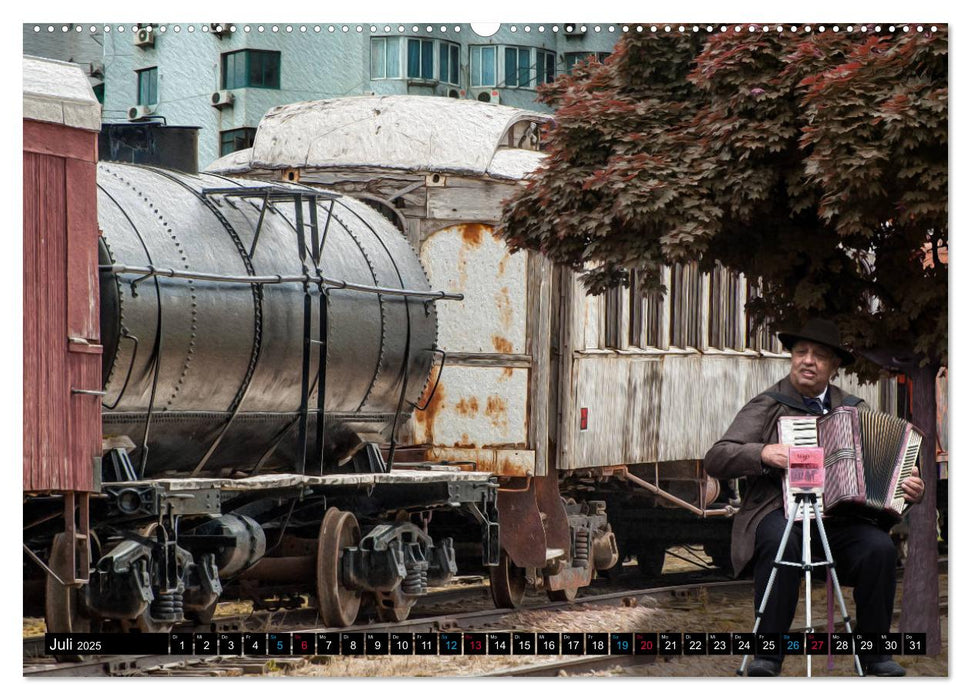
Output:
[500,25,947,654]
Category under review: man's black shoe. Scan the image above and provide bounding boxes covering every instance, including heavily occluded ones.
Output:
[747,657,782,677]
[863,659,906,677]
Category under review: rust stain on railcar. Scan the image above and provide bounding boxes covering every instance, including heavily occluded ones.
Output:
[492,336,513,353]
[485,395,509,431]
[460,223,488,247]
[410,370,446,444]
[496,286,513,328]
[455,397,479,416]
[424,447,534,477]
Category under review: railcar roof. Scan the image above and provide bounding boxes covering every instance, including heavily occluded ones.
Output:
[207,95,549,181]
[23,55,101,131]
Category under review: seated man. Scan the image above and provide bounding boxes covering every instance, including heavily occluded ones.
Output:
[703,319,924,677]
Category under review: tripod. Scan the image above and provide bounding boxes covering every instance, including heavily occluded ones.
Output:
[737,492,864,677]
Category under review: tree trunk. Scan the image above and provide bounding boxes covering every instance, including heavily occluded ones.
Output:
[898,363,942,655]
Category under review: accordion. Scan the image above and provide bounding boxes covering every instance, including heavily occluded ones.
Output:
[777,406,922,524]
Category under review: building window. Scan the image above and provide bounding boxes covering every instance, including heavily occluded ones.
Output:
[536,50,556,85]
[470,45,497,87]
[219,127,257,157]
[439,41,460,85]
[564,51,612,73]
[221,50,281,90]
[504,46,532,88]
[136,67,157,105]
[407,38,435,80]
[370,37,402,79]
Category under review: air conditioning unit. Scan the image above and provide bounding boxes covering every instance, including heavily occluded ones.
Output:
[562,23,587,36]
[210,23,233,37]
[211,90,235,108]
[476,90,501,104]
[127,104,155,121]
[134,28,155,48]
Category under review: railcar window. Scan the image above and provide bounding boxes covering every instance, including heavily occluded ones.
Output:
[136,66,158,105]
[628,270,643,347]
[708,264,743,350]
[669,263,704,349]
[744,278,783,353]
[604,285,623,349]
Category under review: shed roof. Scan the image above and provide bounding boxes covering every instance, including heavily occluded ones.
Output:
[242,95,550,180]
[23,55,101,131]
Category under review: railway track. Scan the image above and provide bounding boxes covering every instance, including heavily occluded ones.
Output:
[24,559,946,678]
[475,595,949,677]
[22,576,742,677]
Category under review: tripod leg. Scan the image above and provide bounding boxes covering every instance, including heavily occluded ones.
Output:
[802,498,813,677]
[811,499,864,677]
[737,501,802,676]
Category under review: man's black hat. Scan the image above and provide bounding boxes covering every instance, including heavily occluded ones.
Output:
[777,318,855,366]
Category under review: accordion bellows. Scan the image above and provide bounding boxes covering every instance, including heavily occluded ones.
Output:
[778,407,922,524]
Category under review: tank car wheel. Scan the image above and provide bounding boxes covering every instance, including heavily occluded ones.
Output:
[636,544,667,577]
[45,533,92,636]
[489,548,526,609]
[316,508,362,627]
[374,588,419,623]
[546,583,579,602]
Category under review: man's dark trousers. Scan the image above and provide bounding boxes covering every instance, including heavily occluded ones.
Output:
[752,507,898,663]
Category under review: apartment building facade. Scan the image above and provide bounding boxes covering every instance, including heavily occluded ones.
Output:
[81,22,618,169]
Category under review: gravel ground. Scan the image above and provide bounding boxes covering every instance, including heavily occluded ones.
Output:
[24,547,947,680]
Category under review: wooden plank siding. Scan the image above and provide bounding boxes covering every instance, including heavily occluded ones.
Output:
[23,120,101,492]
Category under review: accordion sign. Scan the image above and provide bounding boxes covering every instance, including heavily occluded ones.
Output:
[777,407,922,525]
[787,447,825,493]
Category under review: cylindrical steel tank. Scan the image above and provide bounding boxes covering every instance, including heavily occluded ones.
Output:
[97,162,437,476]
